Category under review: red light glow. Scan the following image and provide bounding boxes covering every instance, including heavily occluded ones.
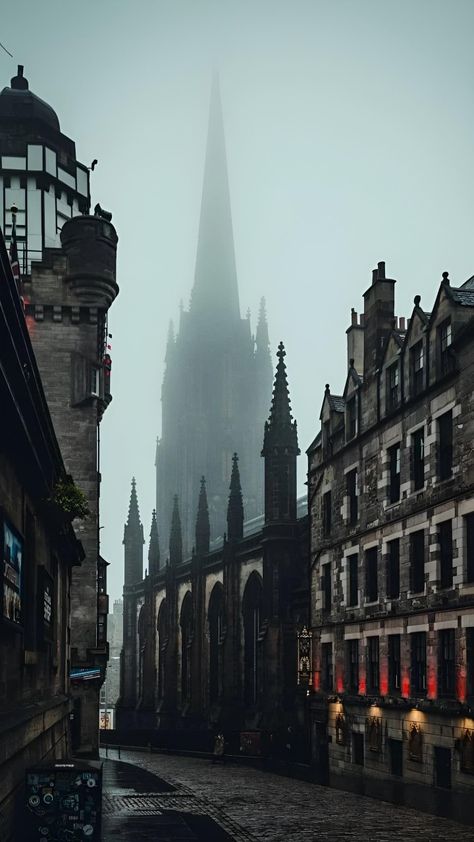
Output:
[358,676,366,695]
[427,673,437,700]
[313,671,320,691]
[457,670,467,704]
[401,675,410,699]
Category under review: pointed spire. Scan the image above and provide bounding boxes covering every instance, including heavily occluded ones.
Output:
[169,495,183,565]
[255,297,270,353]
[262,342,300,454]
[227,453,244,541]
[195,476,210,555]
[126,477,141,528]
[190,75,240,324]
[148,509,160,576]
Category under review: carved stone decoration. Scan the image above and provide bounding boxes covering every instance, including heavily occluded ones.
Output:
[461,729,474,774]
[335,712,347,745]
[366,715,382,752]
[408,721,423,762]
[297,626,312,686]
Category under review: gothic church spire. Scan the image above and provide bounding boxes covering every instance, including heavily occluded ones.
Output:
[190,75,240,324]
[227,453,244,541]
[195,476,210,556]
[123,477,145,585]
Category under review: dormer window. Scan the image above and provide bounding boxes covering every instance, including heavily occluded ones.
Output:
[438,318,453,375]
[386,362,399,412]
[410,341,424,396]
[346,396,357,441]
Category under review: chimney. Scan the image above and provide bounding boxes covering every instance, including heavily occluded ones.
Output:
[363,260,396,380]
[346,308,365,375]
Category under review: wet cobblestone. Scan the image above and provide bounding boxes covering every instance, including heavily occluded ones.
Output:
[101,749,474,842]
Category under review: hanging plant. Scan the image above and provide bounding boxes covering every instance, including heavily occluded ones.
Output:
[48,477,90,521]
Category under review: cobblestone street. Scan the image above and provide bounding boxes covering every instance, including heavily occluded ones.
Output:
[101,749,474,842]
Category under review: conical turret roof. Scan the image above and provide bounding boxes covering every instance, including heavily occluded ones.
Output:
[262,342,299,454]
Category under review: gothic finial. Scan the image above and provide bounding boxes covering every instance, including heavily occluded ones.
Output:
[227,453,244,541]
[169,495,182,565]
[262,342,299,455]
[442,271,450,285]
[414,294,421,307]
[148,508,160,575]
[195,475,210,555]
[126,477,141,526]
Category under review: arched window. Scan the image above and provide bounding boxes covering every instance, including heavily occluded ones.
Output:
[242,573,263,705]
[137,605,146,701]
[208,584,225,704]
[180,592,193,705]
[156,600,168,701]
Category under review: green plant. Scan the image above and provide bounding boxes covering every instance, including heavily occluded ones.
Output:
[50,478,90,520]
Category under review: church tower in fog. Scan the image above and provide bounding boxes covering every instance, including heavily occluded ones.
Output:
[156,79,272,555]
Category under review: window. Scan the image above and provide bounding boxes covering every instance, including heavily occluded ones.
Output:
[322,563,331,612]
[347,469,358,525]
[348,555,358,607]
[438,411,453,480]
[438,629,455,697]
[386,362,400,412]
[411,632,427,695]
[367,637,379,693]
[346,639,359,692]
[410,530,425,593]
[365,547,378,603]
[410,341,424,396]
[412,427,425,490]
[439,520,453,589]
[346,396,357,440]
[466,514,474,584]
[438,318,453,375]
[321,642,333,692]
[89,365,101,397]
[322,491,332,538]
[388,635,401,693]
[387,539,400,599]
[388,443,401,504]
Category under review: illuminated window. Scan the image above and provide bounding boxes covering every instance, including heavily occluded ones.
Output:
[438,629,455,697]
[367,637,379,693]
[388,635,401,693]
[411,632,427,695]
[346,639,359,692]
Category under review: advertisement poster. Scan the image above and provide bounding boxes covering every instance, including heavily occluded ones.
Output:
[3,518,23,626]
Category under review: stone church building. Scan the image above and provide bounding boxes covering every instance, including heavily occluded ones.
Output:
[117,343,309,745]
[156,79,273,556]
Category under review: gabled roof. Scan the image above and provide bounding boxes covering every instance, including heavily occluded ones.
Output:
[343,366,363,400]
[449,287,474,307]
[328,394,345,413]
[306,429,321,456]
[429,273,474,327]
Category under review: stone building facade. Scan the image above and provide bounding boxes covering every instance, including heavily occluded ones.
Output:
[0,66,119,756]
[0,230,83,841]
[117,345,309,749]
[156,79,273,556]
[308,261,474,817]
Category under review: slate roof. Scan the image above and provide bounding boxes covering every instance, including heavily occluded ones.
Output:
[450,287,474,306]
[328,394,345,413]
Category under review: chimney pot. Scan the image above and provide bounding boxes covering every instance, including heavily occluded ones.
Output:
[351,308,357,326]
[399,316,406,331]
[378,261,386,279]
[359,313,365,326]
[372,268,378,284]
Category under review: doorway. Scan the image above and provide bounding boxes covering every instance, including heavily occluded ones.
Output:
[352,732,364,766]
[389,738,403,776]
[434,746,451,789]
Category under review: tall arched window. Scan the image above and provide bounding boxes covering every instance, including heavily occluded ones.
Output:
[242,573,263,705]
[137,605,146,701]
[208,584,225,704]
[180,592,193,705]
[156,600,168,702]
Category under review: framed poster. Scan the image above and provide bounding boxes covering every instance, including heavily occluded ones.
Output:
[38,566,54,643]
[2,515,23,628]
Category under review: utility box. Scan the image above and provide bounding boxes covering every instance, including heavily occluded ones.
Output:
[24,760,102,840]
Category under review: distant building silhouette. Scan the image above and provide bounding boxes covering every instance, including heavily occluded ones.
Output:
[156,79,273,555]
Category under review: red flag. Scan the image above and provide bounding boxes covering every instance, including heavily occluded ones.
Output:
[9,207,21,295]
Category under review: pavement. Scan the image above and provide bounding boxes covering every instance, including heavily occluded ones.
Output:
[100,749,474,841]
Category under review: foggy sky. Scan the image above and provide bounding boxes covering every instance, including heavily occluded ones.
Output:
[3,0,474,604]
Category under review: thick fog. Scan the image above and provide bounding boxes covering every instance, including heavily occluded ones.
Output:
[3,0,474,603]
